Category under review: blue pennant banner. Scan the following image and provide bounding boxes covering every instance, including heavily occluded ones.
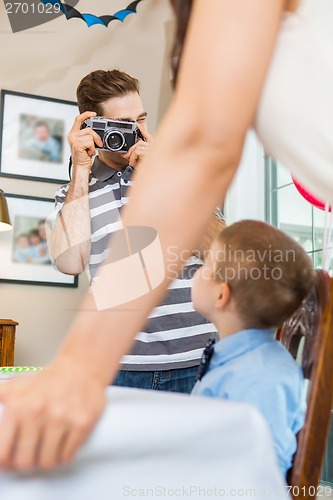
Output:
[40,0,145,28]
[4,0,145,33]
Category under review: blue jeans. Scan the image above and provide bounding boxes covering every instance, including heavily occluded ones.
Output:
[113,366,199,394]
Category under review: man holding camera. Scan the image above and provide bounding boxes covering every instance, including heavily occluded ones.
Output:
[49,69,152,278]
[49,69,217,393]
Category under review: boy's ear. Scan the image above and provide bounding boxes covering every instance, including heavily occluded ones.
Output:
[215,282,231,310]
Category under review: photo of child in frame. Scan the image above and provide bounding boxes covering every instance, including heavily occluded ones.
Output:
[12,215,51,265]
[18,114,64,164]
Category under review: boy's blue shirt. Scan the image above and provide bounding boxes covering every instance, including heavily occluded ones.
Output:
[192,328,306,476]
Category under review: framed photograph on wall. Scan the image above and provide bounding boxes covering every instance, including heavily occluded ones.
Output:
[0,90,78,183]
[0,193,78,287]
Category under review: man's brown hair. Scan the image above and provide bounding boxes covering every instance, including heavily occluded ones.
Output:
[76,69,140,115]
[212,220,315,329]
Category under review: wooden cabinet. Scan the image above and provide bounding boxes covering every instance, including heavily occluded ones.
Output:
[0,319,18,366]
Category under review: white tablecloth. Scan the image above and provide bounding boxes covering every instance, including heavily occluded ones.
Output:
[0,387,288,499]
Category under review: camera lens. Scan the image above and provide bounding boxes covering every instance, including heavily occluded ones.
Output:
[104,130,125,151]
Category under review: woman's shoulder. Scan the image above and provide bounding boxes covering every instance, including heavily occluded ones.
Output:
[254,0,333,204]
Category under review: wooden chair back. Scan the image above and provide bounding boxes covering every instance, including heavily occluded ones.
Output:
[277,269,333,498]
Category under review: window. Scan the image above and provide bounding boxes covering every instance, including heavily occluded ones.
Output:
[265,156,332,271]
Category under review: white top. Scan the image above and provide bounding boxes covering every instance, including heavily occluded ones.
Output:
[0,387,288,500]
[255,0,333,203]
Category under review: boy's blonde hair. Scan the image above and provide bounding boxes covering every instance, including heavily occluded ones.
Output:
[213,220,315,328]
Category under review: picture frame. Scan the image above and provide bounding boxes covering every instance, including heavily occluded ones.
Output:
[0,193,78,287]
[0,90,78,184]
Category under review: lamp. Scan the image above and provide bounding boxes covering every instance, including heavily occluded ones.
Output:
[0,189,12,231]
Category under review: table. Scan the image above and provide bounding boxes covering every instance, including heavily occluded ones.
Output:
[0,386,289,499]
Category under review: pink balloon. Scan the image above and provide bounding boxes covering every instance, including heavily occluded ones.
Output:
[292,178,332,212]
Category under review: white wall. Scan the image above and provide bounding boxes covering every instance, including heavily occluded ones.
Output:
[0,0,174,365]
[224,131,266,224]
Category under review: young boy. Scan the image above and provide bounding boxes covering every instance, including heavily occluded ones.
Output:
[191,219,315,477]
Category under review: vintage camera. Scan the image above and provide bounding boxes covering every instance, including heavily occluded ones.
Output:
[84,117,142,153]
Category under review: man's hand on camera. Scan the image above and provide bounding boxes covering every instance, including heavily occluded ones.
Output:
[121,124,153,167]
[68,111,103,170]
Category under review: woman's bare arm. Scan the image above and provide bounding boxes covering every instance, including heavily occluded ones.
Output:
[0,0,285,471]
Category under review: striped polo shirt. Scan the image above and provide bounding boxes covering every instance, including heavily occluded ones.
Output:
[54,157,218,371]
